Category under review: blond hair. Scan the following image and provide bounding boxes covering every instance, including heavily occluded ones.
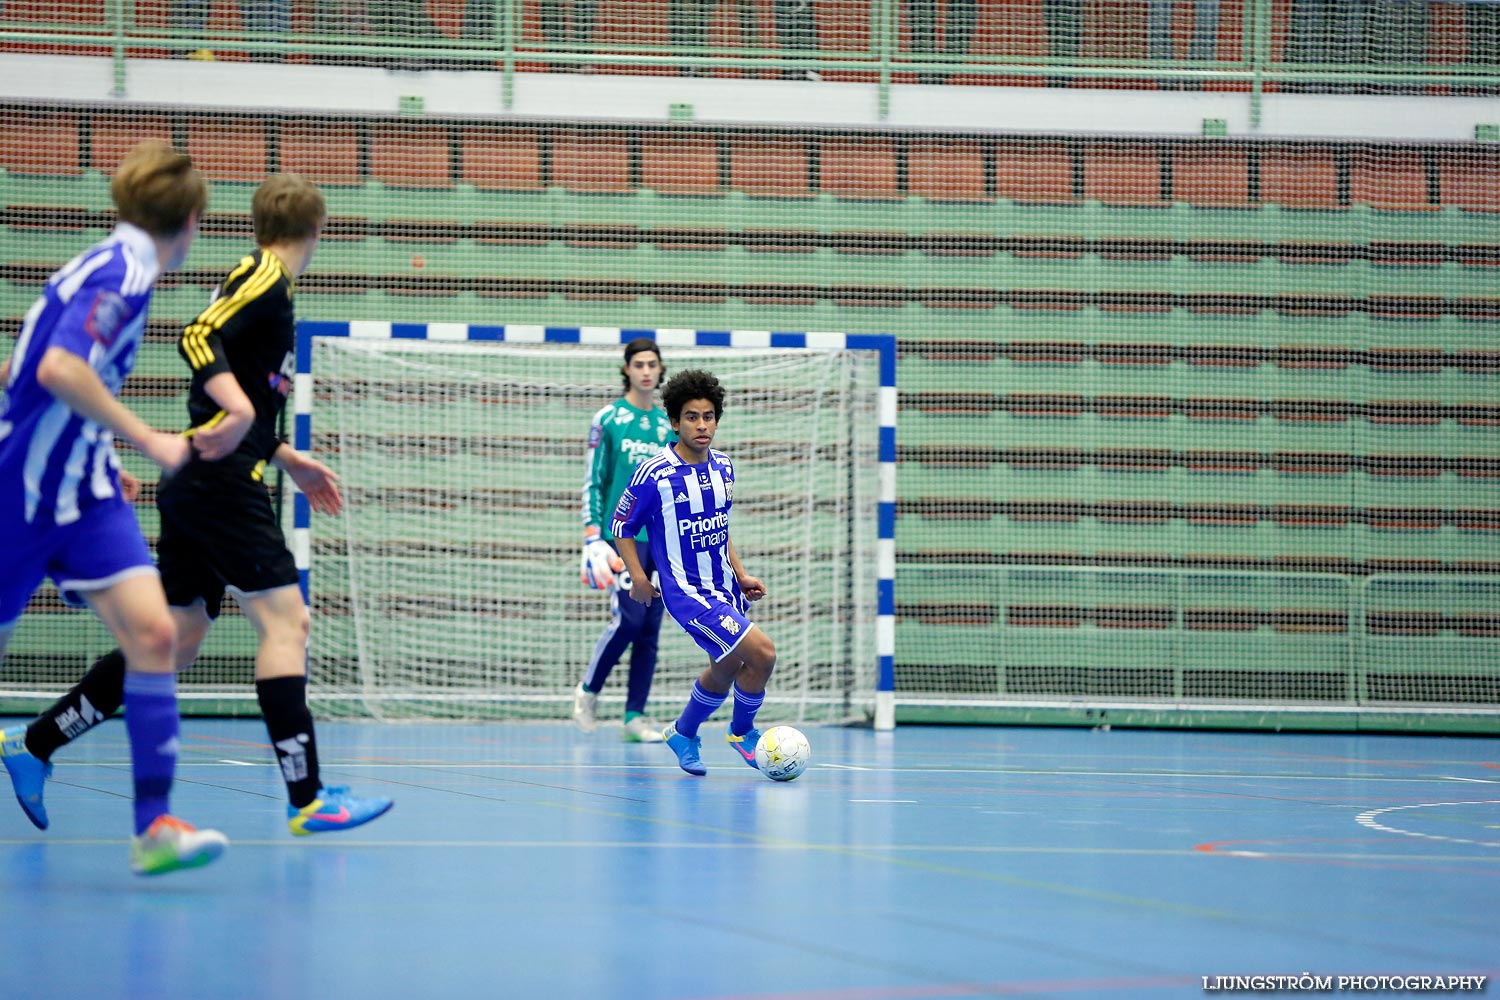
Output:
[110,141,208,236]
[252,174,328,245]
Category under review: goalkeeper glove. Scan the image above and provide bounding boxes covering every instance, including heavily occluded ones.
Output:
[581,528,625,590]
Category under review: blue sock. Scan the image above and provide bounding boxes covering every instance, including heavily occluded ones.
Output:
[123,671,179,835]
[675,680,726,739]
[730,685,765,737]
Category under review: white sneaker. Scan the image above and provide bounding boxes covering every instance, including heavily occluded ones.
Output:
[622,715,663,743]
[130,815,228,876]
[572,683,598,733]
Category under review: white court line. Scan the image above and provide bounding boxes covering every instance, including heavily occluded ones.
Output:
[850,799,917,803]
[1356,800,1500,848]
[3,839,1498,862]
[47,761,1492,784]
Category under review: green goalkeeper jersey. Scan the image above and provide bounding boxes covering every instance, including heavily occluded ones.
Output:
[584,397,672,541]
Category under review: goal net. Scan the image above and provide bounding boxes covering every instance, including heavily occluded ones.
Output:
[303,330,883,724]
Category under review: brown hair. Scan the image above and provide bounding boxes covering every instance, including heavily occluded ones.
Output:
[109,141,208,236]
[252,174,328,245]
[621,337,664,392]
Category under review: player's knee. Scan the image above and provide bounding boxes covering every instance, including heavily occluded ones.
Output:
[282,606,312,646]
[741,631,776,684]
[133,613,178,664]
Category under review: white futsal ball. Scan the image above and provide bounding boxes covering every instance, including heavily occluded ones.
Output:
[754,726,811,781]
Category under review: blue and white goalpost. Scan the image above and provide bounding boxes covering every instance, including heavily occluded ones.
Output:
[294,322,896,729]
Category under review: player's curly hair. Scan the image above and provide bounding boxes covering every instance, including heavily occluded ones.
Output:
[662,369,725,422]
[621,337,664,392]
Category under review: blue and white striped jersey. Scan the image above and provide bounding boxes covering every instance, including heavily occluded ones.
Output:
[611,445,744,620]
[0,223,160,526]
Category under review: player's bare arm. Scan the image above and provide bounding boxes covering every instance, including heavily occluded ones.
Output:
[188,371,256,461]
[118,468,142,503]
[272,442,343,516]
[35,346,190,473]
[614,536,658,606]
[727,536,766,601]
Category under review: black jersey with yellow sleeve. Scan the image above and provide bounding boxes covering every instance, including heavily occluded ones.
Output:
[179,248,297,477]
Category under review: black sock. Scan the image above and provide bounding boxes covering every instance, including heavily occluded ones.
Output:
[256,675,321,810]
[26,649,127,762]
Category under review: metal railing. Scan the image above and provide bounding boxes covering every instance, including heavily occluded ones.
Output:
[1,1,1496,119]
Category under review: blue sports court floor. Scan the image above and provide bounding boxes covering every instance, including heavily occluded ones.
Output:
[1,719,1497,1000]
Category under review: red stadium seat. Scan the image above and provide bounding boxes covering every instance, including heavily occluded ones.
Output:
[1438,150,1499,212]
[820,137,902,200]
[1,110,83,176]
[908,139,989,202]
[994,142,1074,204]
[91,114,174,173]
[1172,143,1253,208]
[1351,149,1436,211]
[371,124,454,189]
[728,135,814,198]
[552,128,633,194]
[460,127,545,192]
[641,131,722,196]
[1260,145,1342,209]
[1084,143,1168,206]
[185,116,268,183]
[280,119,363,185]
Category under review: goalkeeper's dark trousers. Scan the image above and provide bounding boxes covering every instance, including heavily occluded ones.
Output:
[583,542,665,716]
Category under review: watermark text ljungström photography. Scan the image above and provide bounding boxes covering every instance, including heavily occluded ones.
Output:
[1202,974,1488,993]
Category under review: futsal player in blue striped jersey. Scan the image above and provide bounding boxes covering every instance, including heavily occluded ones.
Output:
[610,369,776,775]
[0,142,228,875]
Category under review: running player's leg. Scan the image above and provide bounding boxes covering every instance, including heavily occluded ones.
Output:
[18,557,218,771]
[718,628,776,768]
[663,603,774,774]
[0,556,57,829]
[237,584,392,835]
[85,572,227,874]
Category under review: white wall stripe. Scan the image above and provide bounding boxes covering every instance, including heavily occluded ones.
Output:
[504,324,545,343]
[427,323,469,341]
[350,320,391,339]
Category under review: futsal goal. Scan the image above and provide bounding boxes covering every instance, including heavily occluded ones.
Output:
[296,322,896,727]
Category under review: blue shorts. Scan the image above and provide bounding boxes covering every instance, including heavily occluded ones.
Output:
[677,601,755,662]
[0,497,156,627]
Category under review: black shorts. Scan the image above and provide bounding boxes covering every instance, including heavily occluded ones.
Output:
[155,463,298,619]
